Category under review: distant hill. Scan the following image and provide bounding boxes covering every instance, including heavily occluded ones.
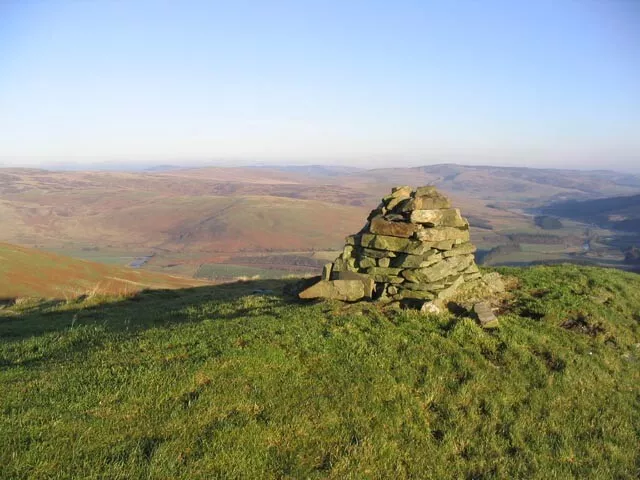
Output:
[0,243,205,299]
[543,194,640,232]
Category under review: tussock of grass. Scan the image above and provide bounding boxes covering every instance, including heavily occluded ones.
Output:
[1,266,639,479]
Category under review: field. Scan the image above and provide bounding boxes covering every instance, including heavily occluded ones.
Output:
[1,265,639,478]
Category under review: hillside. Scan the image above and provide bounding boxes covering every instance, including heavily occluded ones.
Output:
[0,243,206,299]
[543,194,640,233]
[1,265,639,478]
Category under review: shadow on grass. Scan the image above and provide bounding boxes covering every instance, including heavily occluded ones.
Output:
[0,278,310,343]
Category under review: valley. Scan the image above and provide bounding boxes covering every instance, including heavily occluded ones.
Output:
[1,164,639,284]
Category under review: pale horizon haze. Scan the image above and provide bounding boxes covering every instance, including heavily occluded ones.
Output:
[1,0,639,172]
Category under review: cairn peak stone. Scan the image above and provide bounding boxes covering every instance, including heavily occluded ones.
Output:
[299,185,480,306]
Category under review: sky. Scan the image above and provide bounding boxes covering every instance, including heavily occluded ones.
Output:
[0,0,639,171]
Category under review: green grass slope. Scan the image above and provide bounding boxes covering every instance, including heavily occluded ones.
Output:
[1,265,639,479]
[0,243,205,299]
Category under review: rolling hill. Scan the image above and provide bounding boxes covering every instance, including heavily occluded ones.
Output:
[1,164,639,274]
[0,243,206,299]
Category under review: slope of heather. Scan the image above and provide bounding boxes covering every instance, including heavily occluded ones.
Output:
[0,243,206,299]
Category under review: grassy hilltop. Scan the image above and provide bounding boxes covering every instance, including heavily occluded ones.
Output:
[1,265,640,478]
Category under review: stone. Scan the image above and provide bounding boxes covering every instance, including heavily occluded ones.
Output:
[391,252,437,268]
[410,208,467,227]
[433,240,456,250]
[322,263,332,281]
[420,301,442,314]
[437,275,465,300]
[357,256,377,269]
[331,271,375,297]
[401,194,450,212]
[402,255,474,284]
[414,185,438,197]
[443,243,477,257]
[378,257,391,267]
[387,285,398,295]
[383,186,413,210]
[474,302,499,328]
[365,266,403,276]
[415,226,470,243]
[369,216,416,238]
[299,280,366,302]
[358,233,434,255]
[361,247,395,259]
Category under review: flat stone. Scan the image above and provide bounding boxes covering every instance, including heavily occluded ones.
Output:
[361,247,395,259]
[415,227,470,243]
[433,240,456,250]
[299,279,366,301]
[414,186,438,197]
[442,242,477,257]
[402,255,475,283]
[437,275,465,300]
[401,195,451,212]
[474,302,499,328]
[331,271,375,297]
[369,216,416,238]
[391,251,438,268]
[370,274,405,284]
[410,208,467,227]
[365,266,403,276]
[387,285,398,295]
[358,233,434,255]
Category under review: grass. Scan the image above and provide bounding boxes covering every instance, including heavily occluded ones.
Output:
[1,265,639,479]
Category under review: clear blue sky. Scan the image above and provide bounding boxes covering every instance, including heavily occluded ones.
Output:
[1,0,639,170]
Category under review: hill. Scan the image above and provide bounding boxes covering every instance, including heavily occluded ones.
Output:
[1,165,639,274]
[543,194,640,233]
[0,243,206,299]
[1,265,639,478]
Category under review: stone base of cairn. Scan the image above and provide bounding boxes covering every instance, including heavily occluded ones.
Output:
[300,186,482,303]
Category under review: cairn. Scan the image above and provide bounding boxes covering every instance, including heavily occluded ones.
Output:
[299,186,481,303]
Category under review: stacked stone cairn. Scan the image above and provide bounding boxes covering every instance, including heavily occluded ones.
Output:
[299,185,481,303]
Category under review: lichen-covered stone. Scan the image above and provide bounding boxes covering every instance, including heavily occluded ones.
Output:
[299,279,366,301]
[443,242,477,257]
[358,233,434,255]
[369,216,416,238]
[410,208,467,227]
[415,226,470,243]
